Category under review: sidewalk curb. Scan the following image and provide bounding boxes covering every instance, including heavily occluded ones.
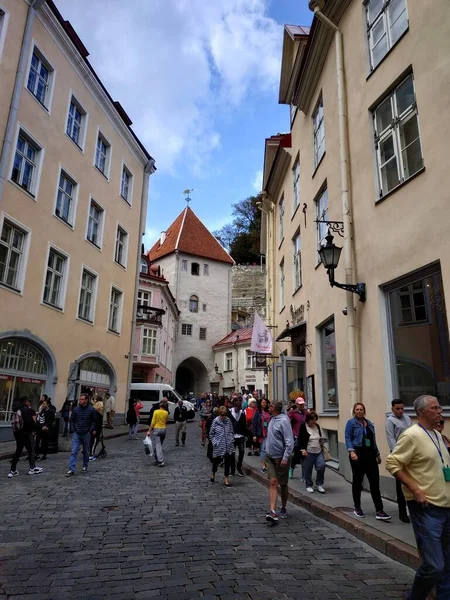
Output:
[243,460,420,571]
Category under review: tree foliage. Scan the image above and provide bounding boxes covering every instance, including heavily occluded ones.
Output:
[214,196,261,264]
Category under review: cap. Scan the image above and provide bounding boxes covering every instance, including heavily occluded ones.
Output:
[295,397,305,405]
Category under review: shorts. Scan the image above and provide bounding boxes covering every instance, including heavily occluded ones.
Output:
[265,455,291,485]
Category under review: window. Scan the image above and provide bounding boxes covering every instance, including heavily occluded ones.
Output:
[66,97,86,148]
[108,288,122,333]
[95,133,110,177]
[56,171,76,225]
[11,132,40,195]
[189,295,199,313]
[292,159,300,213]
[181,259,188,271]
[366,0,408,70]
[316,188,329,262]
[121,166,132,202]
[0,8,10,63]
[386,267,450,408]
[114,226,128,267]
[290,103,297,123]
[203,264,209,276]
[246,350,256,369]
[181,323,192,336]
[199,327,207,340]
[293,232,302,291]
[142,328,157,355]
[278,195,284,244]
[191,262,200,276]
[140,258,148,274]
[138,290,151,307]
[313,96,325,167]
[0,220,26,290]
[225,352,233,371]
[203,303,207,312]
[43,248,66,308]
[373,75,423,197]
[320,318,338,410]
[78,269,97,322]
[279,260,285,309]
[87,200,104,248]
[27,50,52,107]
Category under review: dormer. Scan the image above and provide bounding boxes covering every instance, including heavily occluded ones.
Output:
[278,25,310,107]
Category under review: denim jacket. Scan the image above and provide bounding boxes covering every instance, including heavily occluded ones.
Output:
[345,417,379,455]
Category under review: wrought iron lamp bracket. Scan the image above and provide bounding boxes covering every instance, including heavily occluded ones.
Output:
[314,219,344,237]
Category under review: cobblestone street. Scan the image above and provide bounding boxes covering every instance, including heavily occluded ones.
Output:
[0,422,413,600]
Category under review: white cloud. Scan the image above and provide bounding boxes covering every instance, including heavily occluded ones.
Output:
[143,226,161,253]
[252,169,263,193]
[54,0,282,175]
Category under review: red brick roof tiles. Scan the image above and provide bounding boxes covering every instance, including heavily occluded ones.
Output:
[213,327,253,348]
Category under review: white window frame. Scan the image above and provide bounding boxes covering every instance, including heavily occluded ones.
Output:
[54,166,78,228]
[246,350,256,369]
[181,323,192,336]
[199,327,207,340]
[9,124,44,199]
[293,232,302,291]
[278,195,284,245]
[292,158,300,214]
[86,197,105,250]
[93,129,112,179]
[181,259,188,271]
[114,224,128,268]
[317,317,339,411]
[279,260,285,309]
[396,281,429,325]
[0,6,10,64]
[108,285,124,334]
[373,74,423,198]
[140,258,148,274]
[138,289,152,307]
[366,0,409,71]
[65,91,88,151]
[313,95,326,168]
[142,327,157,355]
[41,244,69,311]
[25,42,56,112]
[189,295,199,313]
[0,213,31,294]
[225,352,233,371]
[77,265,98,324]
[203,264,209,276]
[120,162,134,204]
[316,188,329,263]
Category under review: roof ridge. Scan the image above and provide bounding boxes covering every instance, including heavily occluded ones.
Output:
[175,207,188,250]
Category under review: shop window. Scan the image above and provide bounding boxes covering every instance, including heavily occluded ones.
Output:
[319,318,338,410]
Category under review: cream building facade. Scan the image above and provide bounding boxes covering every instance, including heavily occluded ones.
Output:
[0,0,154,439]
[260,0,450,493]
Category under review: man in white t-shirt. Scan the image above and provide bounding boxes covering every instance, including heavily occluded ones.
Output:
[105,392,115,429]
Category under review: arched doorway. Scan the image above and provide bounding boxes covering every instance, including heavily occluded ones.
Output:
[175,357,209,396]
[0,333,57,422]
[67,352,116,402]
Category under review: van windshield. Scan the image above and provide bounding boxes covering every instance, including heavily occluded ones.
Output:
[162,389,184,403]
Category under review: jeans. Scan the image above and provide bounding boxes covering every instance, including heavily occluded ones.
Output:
[69,432,91,472]
[175,421,187,444]
[35,429,49,457]
[349,450,383,512]
[128,423,139,438]
[231,437,245,474]
[153,428,166,464]
[407,501,450,600]
[260,438,267,462]
[11,431,35,471]
[303,451,326,487]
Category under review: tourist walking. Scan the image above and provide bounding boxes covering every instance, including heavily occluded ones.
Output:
[345,402,391,520]
[104,392,115,428]
[200,398,212,445]
[264,400,294,522]
[208,406,235,486]
[252,398,271,473]
[299,412,326,493]
[386,395,450,600]
[174,398,188,446]
[89,401,104,460]
[66,394,97,477]
[35,397,55,461]
[147,399,169,467]
[229,396,246,477]
[245,397,258,455]
[8,396,43,478]
[126,398,142,440]
[61,399,73,437]
[288,396,308,479]
[385,398,413,522]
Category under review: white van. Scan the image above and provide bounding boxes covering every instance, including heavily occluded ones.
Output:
[129,383,195,422]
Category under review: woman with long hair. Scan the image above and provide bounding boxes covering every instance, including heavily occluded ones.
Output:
[209,406,235,486]
[298,412,326,493]
[252,398,271,473]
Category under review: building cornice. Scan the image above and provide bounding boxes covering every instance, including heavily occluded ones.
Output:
[264,147,292,202]
[38,4,151,166]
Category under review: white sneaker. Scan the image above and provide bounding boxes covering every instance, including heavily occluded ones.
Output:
[306,486,314,493]
[7,471,19,478]
[316,485,326,493]
[29,467,43,475]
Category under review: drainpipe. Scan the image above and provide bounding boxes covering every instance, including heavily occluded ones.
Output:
[126,159,156,403]
[0,0,46,206]
[309,2,360,408]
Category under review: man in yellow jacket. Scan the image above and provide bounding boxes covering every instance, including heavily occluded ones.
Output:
[147,400,169,467]
[386,395,450,600]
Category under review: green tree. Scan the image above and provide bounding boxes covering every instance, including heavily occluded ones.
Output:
[214,196,261,264]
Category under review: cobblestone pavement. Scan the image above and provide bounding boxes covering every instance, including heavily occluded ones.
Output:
[0,422,413,600]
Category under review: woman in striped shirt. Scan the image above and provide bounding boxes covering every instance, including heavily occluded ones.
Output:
[209,406,235,487]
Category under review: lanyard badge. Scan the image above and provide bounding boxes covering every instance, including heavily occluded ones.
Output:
[419,424,450,482]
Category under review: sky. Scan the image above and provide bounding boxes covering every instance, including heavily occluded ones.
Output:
[55,0,313,250]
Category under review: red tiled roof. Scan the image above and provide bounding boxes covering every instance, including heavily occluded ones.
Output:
[148,207,234,265]
[213,327,253,348]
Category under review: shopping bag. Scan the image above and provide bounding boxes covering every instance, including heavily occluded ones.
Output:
[143,435,154,457]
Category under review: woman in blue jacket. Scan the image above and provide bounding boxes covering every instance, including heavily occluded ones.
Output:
[345,403,391,521]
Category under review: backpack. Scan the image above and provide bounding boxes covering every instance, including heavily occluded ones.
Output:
[11,409,24,432]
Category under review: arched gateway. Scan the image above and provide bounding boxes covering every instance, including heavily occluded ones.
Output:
[175,357,209,396]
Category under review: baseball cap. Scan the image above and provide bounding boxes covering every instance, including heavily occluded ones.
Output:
[295,397,305,405]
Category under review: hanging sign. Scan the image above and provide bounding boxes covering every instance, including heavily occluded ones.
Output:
[0,374,12,381]
[18,377,44,385]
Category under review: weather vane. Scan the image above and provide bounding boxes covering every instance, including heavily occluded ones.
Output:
[183,188,194,206]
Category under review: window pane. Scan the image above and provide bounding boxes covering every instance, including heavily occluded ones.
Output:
[375,97,393,134]
[322,320,338,409]
[388,0,408,45]
[400,115,423,178]
[368,0,383,24]
[396,76,415,115]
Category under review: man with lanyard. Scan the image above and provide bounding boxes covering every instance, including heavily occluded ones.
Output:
[229,396,246,477]
[174,398,188,446]
[386,395,450,600]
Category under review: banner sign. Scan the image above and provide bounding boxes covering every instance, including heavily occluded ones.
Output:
[19,377,44,385]
[250,312,273,354]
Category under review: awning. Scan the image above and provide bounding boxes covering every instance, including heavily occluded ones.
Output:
[276,321,306,341]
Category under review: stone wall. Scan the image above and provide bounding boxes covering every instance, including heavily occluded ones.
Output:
[231,265,266,325]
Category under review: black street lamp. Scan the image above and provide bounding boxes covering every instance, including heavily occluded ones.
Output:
[319,231,366,302]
